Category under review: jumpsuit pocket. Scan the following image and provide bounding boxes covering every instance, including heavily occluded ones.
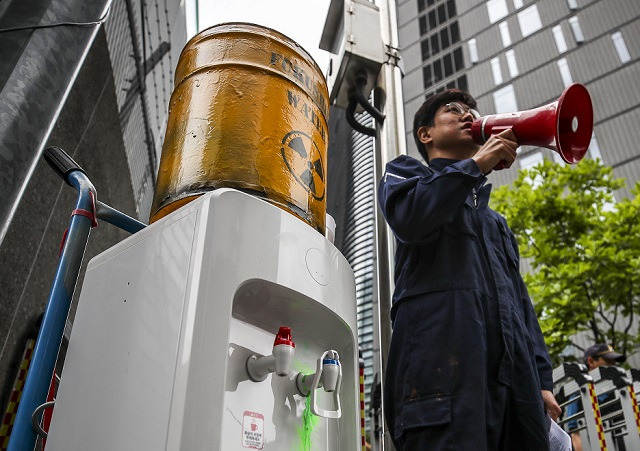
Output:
[444,201,478,238]
[394,393,451,441]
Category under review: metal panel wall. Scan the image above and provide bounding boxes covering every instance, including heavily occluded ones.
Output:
[402,95,425,143]
[580,0,639,37]
[103,0,186,220]
[511,64,565,106]
[401,40,422,74]
[510,28,559,74]
[398,0,419,27]
[587,62,640,122]
[595,106,640,168]
[341,112,377,434]
[398,20,420,49]
[456,2,492,39]
[454,0,483,16]
[402,63,425,100]
[466,58,496,99]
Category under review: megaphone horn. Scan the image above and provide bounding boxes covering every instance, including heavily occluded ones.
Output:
[471,83,594,164]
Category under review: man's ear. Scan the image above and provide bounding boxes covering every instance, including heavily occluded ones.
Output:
[417,125,432,146]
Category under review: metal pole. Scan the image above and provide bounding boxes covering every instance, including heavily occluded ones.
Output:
[124,0,157,184]
[373,0,406,449]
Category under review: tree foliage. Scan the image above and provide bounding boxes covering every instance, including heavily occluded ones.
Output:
[491,158,640,363]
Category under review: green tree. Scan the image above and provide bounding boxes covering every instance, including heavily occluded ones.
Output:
[491,158,640,363]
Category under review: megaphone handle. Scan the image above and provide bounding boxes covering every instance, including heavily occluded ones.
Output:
[487,125,513,171]
[490,125,513,135]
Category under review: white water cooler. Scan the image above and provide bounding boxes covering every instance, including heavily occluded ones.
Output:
[47,189,359,450]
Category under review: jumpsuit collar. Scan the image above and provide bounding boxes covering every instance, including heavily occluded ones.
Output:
[429,158,492,207]
[427,158,461,172]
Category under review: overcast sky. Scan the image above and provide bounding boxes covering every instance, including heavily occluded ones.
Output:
[197,0,333,73]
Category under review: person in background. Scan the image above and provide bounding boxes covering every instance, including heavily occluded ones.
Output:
[378,89,561,450]
[567,344,626,451]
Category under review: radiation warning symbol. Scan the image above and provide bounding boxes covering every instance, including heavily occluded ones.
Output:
[280,130,325,201]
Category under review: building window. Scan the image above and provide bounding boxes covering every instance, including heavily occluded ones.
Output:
[552,25,568,53]
[418,0,438,13]
[567,0,578,10]
[491,57,503,85]
[457,75,468,92]
[493,84,518,113]
[448,0,457,18]
[434,63,443,84]
[451,22,460,42]
[421,0,457,32]
[499,22,512,47]
[443,53,454,77]
[431,34,441,55]
[453,47,464,70]
[505,50,518,77]
[611,31,631,63]
[440,27,450,49]
[517,5,542,37]
[568,16,585,43]
[487,0,508,24]
[421,39,430,60]
[557,58,573,87]
[426,74,468,98]
[423,47,466,89]
[420,17,461,63]
[513,0,523,9]
[468,38,479,63]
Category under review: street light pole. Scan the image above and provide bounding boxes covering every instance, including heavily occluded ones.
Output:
[372,0,405,449]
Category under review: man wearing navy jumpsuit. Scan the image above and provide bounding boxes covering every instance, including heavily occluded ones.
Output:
[378,89,561,450]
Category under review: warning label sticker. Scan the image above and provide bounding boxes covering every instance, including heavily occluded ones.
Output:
[242,411,264,449]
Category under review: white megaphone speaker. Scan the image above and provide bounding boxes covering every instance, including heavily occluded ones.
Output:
[471,83,594,165]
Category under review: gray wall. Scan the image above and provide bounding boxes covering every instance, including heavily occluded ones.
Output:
[0,29,137,416]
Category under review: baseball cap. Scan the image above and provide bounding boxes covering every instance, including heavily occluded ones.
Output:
[584,344,626,363]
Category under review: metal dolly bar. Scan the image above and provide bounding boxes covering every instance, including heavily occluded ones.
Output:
[8,147,146,451]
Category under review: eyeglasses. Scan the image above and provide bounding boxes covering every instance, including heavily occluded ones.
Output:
[444,102,481,119]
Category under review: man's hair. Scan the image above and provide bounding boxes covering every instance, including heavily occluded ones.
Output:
[412,89,478,162]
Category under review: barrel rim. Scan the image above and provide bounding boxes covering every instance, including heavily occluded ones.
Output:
[169,60,331,123]
[183,22,327,84]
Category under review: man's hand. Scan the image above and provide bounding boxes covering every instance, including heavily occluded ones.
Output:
[471,129,518,173]
[541,389,562,421]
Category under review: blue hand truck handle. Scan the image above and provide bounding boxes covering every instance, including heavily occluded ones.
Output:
[43,146,86,186]
[8,146,146,450]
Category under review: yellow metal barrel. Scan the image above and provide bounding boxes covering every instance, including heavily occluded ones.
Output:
[149,23,330,233]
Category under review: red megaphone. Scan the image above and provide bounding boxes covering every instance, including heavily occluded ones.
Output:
[471,83,593,164]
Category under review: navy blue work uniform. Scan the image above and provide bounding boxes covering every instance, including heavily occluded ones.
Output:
[378,156,553,450]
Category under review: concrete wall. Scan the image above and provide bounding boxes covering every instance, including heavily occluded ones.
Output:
[0,29,138,414]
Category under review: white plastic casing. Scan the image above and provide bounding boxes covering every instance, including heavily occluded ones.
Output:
[46,189,359,450]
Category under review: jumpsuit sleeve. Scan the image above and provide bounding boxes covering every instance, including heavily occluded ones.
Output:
[510,231,554,391]
[377,156,484,245]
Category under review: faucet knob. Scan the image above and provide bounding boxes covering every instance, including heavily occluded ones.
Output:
[321,351,340,392]
[246,326,295,381]
[311,350,342,418]
[273,326,295,376]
